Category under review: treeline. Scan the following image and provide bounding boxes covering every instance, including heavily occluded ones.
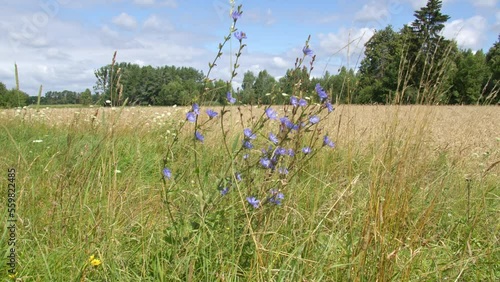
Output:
[27,89,93,105]
[0,82,29,108]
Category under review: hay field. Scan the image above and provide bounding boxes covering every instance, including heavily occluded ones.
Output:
[5,104,499,159]
[0,104,498,281]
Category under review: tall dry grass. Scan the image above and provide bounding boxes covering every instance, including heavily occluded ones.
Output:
[1,104,498,280]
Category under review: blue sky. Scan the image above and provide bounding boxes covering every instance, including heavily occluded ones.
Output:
[0,0,498,96]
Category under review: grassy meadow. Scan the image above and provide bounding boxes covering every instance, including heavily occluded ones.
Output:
[0,104,499,281]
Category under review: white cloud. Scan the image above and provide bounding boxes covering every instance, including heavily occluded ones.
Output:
[470,0,498,7]
[272,57,288,68]
[112,12,137,30]
[407,0,428,9]
[134,0,155,4]
[245,8,277,25]
[443,16,487,49]
[406,0,454,10]
[316,14,339,24]
[316,28,375,71]
[101,25,120,38]
[266,8,276,25]
[143,15,174,32]
[355,3,389,22]
[319,28,375,58]
[495,11,500,32]
[133,0,177,8]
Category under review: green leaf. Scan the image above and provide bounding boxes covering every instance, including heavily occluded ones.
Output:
[231,134,240,153]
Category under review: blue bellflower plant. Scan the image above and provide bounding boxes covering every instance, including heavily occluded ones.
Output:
[244,128,256,139]
[260,157,272,169]
[192,103,200,115]
[195,131,204,142]
[163,168,172,180]
[227,92,236,104]
[246,197,260,209]
[309,115,320,124]
[231,10,242,20]
[323,135,335,148]
[269,189,285,205]
[326,101,334,113]
[269,132,278,145]
[243,140,253,149]
[234,31,247,41]
[186,111,196,123]
[299,98,307,107]
[315,83,328,102]
[302,46,314,57]
[220,187,229,196]
[206,109,218,118]
[265,107,278,120]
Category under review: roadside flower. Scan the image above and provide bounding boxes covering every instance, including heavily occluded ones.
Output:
[269,132,279,145]
[235,172,242,182]
[315,83,328,102]
[234,31,247,41]
[269,189,285,205]
[260,157,272,169]
[243,140,253,149]
[206,109,218,118]
[244,128,256,139]
[195,131,204,142]
[246,196,260,208]
[299,98,307,107]
[290,96,298,106]
[280,117,294,129]
[309,115,320,124]
[227,92,236,104]
[265,107,278,120]
[192,103,200,115]
[186,111,196,122]
[325,100,334,113]
[275,147,287,155]
[323,135,335,148]
[287,148,295,156]
[89,255,102,267]
[231,10,242,20]
[302,147,312,154]
[303,46,314,57]
[278,167,289,175]
[163,168,172,179]
[220,187,229,196]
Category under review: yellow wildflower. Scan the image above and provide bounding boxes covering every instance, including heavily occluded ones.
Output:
[90,258,102,266]
[89,255,102,266]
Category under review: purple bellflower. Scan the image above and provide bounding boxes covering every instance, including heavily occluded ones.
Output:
[315,83,328,102]
[206,109,218,118]
[195,131,204,142]
[246,196,260,209]
[227,92,236,104]
[234,31,247,41]
[163,168,172,179]
[303,46,314,57]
